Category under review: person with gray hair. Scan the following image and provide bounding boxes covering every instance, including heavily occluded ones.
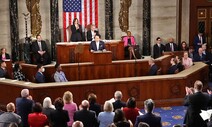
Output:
[112,91,126,111]
[42,97,55,124]
[74,100,98,127]
[15,89,34,127]
[72,121,84,127]
[134,99,162,127]
[98,101,115,127]
[0,102,21,127]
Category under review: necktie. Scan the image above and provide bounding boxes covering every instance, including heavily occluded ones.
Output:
[38,42,42,51]
[171,43,174,51]
[96,42,99,50]
[199,36,203,44]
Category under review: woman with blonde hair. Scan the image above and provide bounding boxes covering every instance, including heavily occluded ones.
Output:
[63,91,78,127]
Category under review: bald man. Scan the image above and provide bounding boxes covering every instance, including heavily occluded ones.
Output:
[0,102,21,127]
[74,100,98,127]
[72,121,84,127]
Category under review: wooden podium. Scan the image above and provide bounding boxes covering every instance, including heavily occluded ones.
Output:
[92,51,112,65]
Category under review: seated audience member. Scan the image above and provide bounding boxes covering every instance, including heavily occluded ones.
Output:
[54,63,68,82]
[179,41,189,51]
[15,89,34,127]
[138,122,150,127]
[167,58,178,74]
[202,43,212,63]
[13,63,26,81]
[90,34,106,52]
[0,60,7,78]
[87,24,98,41]
[98,101,115,127]
[50,97,70,127]
[148,58,158,76]
[122,97,140,125]
[31,35,50,65]
[63,91,78,126]
[35,64,45,83]
[72,121,84,127]
[28,102,49,127]
[88,93,102,116]
[175,56,184,72]
[165,38,178,52]
[42,97,55,124]
[122,31,137,59]
[184,80,210,127]
[153,37,165,59]
[74,100,98,127]
[193,47,206,62]
[113,109,133,127]
[182,52,193,69]
[134,99,162,127]
[188,46,194,60]
[0,48,10,60]
[112,91,126,111]
[0,102,21,127]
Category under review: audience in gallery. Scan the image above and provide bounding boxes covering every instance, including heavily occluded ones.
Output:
[134,99,162,127]
[178,41,189,51]
[87,24,99,41]
[122,97,140,125]
[148,58,158,76]
[88,93,102,116]
[175,56,184,72]
[15,89,34,127]
[122,31,137,59]
[54,63,68,82]
[42,97,55,125]
[63,91,78,126]
[35,64,45,83]
[153,37,165,59]
[98,101,115,127]
[165,38,178,52]
[193,47,206,62]
[50,97,70,127]
[182,51,193,69]
[112,91,126,111]
[112,109,133,127]
[90,34,106,52]
[167,57,178,74]
[188,46,194,60]
[0,102,21,127]
[73,100,98,127]
[0,60,7,78]
[0,48,10,61]
[28,102,49,127]
[71,18,83,42]
[13,63,27,81]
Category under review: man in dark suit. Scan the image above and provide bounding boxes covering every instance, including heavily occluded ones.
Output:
[0,60,7,78]
[89,34,106,52]
[74,100,98,127]
[35,64,45,83]
[16,89,34,127]
[193,47,206,62]
[31,35,50,65]
[134,99,162,127]
[184,80,210,127]
[148,58,158,76]
[194,32,206,53]
[112,91,126,111]
[153,37,165,59]
[87,24,98,41]
[165,38,178,52]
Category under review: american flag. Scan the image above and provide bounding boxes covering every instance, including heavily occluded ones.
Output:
[63,0,99,42]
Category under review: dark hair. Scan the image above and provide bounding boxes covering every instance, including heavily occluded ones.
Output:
[55,63,60,69]
[127,97,136,108]
[1,48,6,51]
[113,109,126,123]
[95,34,101,39]
[14,63,20,72]
[73,18,79,25]
[36,64,43,70]
[156,37,161,41]
[33,102,42,113]
[54,97,64,110]
[88,93,97,104]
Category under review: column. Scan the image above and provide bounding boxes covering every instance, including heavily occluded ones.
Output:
[105,0,113,40]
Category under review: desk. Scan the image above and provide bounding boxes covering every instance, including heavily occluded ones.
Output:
[56,40,124,63]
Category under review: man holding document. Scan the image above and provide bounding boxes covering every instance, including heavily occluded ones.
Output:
[184,80,211,127]
[89,34,106,52]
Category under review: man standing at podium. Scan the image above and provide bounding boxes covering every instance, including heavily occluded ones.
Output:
[90,34,106,52]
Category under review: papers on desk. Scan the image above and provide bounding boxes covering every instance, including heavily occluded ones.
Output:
[200,109,212,121]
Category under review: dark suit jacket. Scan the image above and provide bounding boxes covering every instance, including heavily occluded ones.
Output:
[90,41,105,51]
[32,40,48,53]
[0,53,10,60]
[15,97,34,127]
[134,112,162,127]
[153,44,165,58]
[35,72,45,83]
[184,92,210,127]
[0,68,7,78]
[71,24,82,42]
[50,109,69,127]
[194,35,206,52]
[193,53,206,62]
[149,64,158,76]
[74,109,98,127]
[87,30,98,41]
[167,65,178,74]
[89,102,101,116]
[112,100,126,111]
[165,43,178,51]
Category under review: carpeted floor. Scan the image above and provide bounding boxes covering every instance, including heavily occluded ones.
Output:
[140,106,187,127]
